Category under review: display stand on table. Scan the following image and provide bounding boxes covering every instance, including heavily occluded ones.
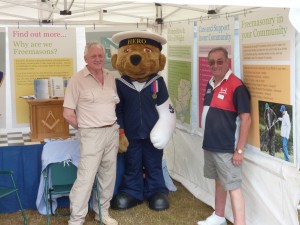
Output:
[26,98,69,142]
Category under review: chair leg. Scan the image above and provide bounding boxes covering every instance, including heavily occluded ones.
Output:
[10,174,27,225]
[44,172,50,225]
[49,190,55,216]
[15,191,27,225]
[46,196,51,225]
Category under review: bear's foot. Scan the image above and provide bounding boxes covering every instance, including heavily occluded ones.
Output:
[111,192,142,210]
[148,192,169,211]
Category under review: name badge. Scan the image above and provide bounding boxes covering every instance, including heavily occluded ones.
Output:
[217,94,224,100]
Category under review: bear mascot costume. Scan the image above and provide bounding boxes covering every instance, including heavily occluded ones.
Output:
[110,30,176,211]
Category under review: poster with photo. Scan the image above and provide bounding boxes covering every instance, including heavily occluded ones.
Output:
[239,8,296,163]
[258,101,293,162]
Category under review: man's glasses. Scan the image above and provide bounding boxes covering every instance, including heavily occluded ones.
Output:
[208,60,224,66]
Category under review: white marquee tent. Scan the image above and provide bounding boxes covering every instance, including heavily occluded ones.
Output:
[1,1,300,225]
[0,0,298,27]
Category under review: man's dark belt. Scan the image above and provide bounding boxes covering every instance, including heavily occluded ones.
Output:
[93,122,116,128]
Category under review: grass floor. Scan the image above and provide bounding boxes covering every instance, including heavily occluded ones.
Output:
[0,180,232,225]
[1,180,299,225]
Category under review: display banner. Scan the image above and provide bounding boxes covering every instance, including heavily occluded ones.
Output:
[240,9,296,163]
[0,28,6,128]
[197,17,235,128]
[167,22,194,125]
[8,27,76,127]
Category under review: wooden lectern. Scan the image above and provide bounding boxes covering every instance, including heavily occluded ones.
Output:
[26,98,69,142]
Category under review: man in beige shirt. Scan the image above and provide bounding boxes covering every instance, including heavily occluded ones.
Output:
[63,41,119,225]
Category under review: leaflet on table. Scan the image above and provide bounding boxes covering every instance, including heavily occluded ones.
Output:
[34,79,49,99]
[19,95,36,99]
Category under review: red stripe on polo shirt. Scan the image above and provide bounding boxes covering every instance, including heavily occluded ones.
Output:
[210,74,243,112]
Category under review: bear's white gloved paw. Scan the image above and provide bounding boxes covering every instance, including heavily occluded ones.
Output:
[150,98,176,149]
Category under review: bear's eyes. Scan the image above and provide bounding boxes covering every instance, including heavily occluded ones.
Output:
[123,47,152,53]
[124,48,131,53]
[144,48,152,53]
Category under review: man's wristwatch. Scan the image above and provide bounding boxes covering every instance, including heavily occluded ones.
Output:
[236,149,244,154]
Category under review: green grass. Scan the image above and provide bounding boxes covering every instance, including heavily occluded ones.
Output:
[1,180,299,225]
[0,180,233,225]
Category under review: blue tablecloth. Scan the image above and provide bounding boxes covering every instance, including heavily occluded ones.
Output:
[0,144,44,213]
[0,143,125,213]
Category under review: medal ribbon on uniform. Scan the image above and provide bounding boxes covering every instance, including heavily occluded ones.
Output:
[151,80,158,99]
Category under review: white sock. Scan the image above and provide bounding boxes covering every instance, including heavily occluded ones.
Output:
[213,212,226,222]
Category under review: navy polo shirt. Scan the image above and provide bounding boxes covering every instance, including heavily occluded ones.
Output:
[116,74,169,140]
[202,72,251,153]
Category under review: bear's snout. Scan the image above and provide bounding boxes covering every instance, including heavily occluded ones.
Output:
[130,54,142,66]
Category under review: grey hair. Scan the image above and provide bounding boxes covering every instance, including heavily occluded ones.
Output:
[208,47,228,59]
[84,41,105,56]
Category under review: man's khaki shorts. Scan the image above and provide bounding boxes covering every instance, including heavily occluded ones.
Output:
[203,150,242,191]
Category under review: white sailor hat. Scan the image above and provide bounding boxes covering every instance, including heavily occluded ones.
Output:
[112,30,167,51]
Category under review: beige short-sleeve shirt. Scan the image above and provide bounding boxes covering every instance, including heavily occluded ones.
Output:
[63,66,119,128]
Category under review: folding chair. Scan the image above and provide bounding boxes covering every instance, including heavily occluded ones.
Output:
[43,160,102,225]
[0,170,27,225]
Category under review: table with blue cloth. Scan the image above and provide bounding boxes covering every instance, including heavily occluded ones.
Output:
[0,142,124,213]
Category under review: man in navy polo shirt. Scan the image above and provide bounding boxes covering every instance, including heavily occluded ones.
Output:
[198,47,251,225]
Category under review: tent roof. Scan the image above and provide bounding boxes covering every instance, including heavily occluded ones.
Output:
[0,0,300,26]
[0,0,296,27]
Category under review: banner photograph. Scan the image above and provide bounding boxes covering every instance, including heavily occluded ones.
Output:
[240,8,295,163]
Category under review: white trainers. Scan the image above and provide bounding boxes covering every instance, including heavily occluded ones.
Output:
[197,211,227,225]
[95,214,118,225]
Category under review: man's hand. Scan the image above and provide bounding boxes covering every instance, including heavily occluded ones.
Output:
[63,107,78,129]
[232,150,244,166]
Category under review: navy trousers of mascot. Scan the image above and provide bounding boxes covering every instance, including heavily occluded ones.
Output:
[120,138,169,201]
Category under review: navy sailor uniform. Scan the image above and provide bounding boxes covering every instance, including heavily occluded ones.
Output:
[116,73,169,200]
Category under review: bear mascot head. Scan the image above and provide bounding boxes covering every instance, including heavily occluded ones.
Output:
[110,30,176,211]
